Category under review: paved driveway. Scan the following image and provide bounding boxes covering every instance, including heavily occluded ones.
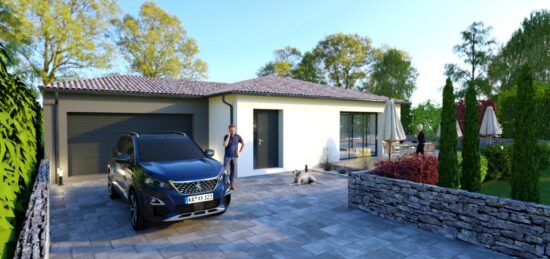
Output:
[50,172,507,259]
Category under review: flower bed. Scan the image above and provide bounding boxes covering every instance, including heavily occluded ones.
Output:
[348,170,550,258]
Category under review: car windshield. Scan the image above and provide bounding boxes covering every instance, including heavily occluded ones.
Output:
[137,136,204,162]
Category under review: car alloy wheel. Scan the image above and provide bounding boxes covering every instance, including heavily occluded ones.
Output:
[128,190,149,230]
[130,192,138,226]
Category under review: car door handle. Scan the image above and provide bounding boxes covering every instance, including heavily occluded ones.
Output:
[258,138,264,146]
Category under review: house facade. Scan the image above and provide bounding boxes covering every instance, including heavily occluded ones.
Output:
[41,75,401,183]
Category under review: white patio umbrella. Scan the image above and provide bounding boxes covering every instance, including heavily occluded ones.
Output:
[480,106,502,144]
[436,120,463,138]
[377,98,406,161]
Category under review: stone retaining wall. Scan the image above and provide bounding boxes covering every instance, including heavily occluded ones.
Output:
[348,170,550,258]
[14,160,50,259]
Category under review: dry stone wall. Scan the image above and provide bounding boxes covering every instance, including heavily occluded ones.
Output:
[348,170,550,258]
[14,160,50,259]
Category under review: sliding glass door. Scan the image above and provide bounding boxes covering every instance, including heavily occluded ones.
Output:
[340,112,377,159]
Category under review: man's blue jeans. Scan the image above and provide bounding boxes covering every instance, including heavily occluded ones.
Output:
[223,157,238,183]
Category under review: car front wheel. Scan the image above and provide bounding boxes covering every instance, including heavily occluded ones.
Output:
[129,190,149,230]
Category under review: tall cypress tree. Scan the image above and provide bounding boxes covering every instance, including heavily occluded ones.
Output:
[511,65,539,202]
[439,78,460,188]
[461,83,481,191]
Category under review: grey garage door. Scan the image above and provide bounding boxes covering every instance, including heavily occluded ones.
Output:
[67,113,192,176]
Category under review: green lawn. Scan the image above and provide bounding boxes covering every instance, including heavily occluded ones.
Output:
[479,167,550,205]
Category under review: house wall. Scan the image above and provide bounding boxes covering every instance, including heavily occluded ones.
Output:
[215,95,394,177]
[208,95,234,162]
[42,91,209,183]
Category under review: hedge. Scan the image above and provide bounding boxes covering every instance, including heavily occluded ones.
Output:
[374,155,439,185]
[0,44,43,259]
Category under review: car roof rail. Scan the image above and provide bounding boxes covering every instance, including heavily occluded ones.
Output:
[164,131,188,136]
[125,131,140,137]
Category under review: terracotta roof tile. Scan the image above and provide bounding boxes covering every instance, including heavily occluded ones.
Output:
[41,75,393,102]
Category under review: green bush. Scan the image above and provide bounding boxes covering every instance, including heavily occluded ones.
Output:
[482,143,512,181]
[457,154,488,183]
[0,44,42,258]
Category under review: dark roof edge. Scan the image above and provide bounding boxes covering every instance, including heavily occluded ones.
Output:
[40,87,205,99]
[207,91,392,103]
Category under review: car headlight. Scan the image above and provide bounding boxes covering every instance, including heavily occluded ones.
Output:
[217,169,229,184]
[144,177,170,189]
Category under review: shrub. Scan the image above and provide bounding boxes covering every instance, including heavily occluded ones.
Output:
[457,154,488,183]
[374,155,439,185]
[482,144,512,180]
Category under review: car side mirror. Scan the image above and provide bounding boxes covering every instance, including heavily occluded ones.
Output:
[115,153,131,163]
[205,149,215,158]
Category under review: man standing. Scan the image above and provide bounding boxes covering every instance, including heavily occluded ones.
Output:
[416,124,425,155]
[224,124,244,190]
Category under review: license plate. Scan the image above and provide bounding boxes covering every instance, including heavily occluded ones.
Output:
[186,193,213,204]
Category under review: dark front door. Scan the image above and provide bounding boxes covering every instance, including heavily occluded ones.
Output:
[253,110,279,169]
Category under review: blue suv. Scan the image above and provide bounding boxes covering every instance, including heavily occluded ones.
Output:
[107,132,231,230]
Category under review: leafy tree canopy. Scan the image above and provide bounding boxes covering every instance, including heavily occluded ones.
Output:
[489,10,550,91]
[411,100,441,140]
[1,0,120,85]
[116,2,207,80]
[313,33,372,89]
[257,46,302,77]
[445,22,496,98]
[365,48,418,100]
[257,34,417,97]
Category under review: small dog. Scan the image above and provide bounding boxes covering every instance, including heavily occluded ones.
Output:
[292,170,317,185]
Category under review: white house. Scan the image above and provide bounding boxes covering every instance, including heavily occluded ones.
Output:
[41,75,401,183]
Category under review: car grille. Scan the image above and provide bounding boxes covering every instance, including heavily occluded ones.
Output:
[171,178,218,195]
[176,199,220,214]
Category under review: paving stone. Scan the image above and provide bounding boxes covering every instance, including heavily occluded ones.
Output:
[333,243,369,258]
[362,247,407,258]
[301,238,340,255]
[49,172,510,258]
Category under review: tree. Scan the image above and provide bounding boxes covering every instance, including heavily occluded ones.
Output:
[497,82,550,139]
[1,0,120,85]
[117,2,207,79]
[445,22,496,97]
[400,102,413,135]
[313,33,372,89]
[411,100,441,140]
[460,83,481,191]
[257,46,302,77]
[0,2,25,69]
[511,65,539,202]
[489,10,550,91]
[366,48,418,100]
[438,78,460,188]
[291,51,325,84]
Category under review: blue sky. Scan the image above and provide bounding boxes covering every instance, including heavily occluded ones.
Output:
[117,0,549,106]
